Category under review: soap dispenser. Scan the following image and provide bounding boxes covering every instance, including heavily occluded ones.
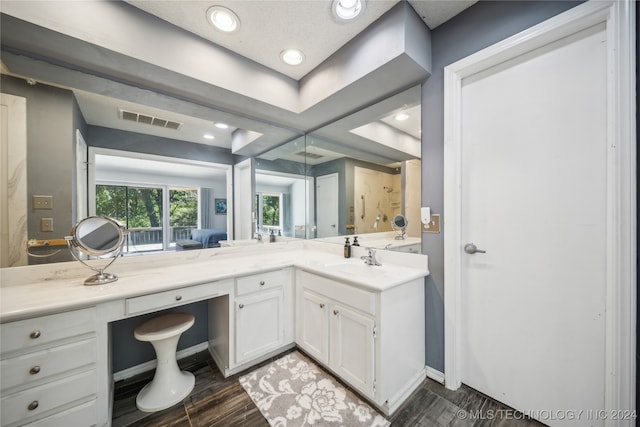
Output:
[269,229,276,243]
[353,236,360,246]
[344,237,351,258]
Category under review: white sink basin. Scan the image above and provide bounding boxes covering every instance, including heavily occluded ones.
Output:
[316,259,396,278]
[220,239,261,247]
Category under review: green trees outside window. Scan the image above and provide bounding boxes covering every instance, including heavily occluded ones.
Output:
[262,194,280,226]
[96,185,198,252]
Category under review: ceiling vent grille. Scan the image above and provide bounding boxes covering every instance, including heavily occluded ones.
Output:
[296,150,323,159]
[119,109,183,130]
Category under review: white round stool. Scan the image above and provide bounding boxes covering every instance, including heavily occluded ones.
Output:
[134,313,196,412]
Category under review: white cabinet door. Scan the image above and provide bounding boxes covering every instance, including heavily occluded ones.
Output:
[235,289,284,364]
[298,290,329,365]
[330,303,375,398]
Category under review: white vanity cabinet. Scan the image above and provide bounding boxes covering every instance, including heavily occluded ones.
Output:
[235,268,292,365]
[296,269,426,416]
[210,267,294,376]
[296,271,376,398]
[0,307,98,427]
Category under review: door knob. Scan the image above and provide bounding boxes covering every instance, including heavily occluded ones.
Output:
[464,243,486,254]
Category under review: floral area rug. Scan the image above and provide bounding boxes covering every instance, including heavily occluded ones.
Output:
[239,351,390,427]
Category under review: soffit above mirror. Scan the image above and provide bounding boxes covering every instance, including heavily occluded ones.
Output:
[125,0,477,80]
[1,1,433,155]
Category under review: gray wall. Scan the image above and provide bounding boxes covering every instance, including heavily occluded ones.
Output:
[421,0,584,372]
[1,74,81,264]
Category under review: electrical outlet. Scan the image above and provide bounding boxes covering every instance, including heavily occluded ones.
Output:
[33,195,53,210]
[423,214,440,233]
[40,218,54,232]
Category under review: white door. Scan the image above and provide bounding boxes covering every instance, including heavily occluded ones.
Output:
[330,303,375,398]
[235,289,284,364]
[316,173,338,237]
[444,2,635,424]
[75,130,88,223]
[0,94,28,267]
[298,290,329,364]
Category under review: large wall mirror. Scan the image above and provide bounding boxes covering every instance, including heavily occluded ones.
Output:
[256,85,422,253]
[1,62,422,264]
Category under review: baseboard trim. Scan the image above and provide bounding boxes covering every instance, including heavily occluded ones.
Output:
[113,342,209,382]
[384,367,428,416]
[426,366,445,384]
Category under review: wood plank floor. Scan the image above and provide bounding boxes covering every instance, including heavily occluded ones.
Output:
[112,349,545,427]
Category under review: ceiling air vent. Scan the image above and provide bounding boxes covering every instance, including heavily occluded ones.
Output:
[295,150,323,160]
[119,109,183,130]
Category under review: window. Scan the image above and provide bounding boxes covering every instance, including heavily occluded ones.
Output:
[169,188,198,247]
[89,148,232,253]
[255,192,282,235]
[96,184,198,253]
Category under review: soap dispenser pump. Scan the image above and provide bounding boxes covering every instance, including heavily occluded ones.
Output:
[353,236,360,246]
[344,237,351,258]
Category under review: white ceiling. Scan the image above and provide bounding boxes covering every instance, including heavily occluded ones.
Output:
[125,0,477,80]
[2,0,476,152]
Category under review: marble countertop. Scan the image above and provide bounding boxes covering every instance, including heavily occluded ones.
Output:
[0,240,428,323]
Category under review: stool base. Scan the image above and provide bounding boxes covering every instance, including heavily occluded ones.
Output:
[136,370,195,413]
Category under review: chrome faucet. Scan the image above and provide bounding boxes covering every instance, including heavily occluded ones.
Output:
[361,248,381,266]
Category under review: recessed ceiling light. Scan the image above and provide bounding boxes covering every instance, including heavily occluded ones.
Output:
[207,6,240,33]
[204,134,215,140]
[332,0,365,21]
[280,49,305,66]
[214,122,229,129]
[395,112,410,121]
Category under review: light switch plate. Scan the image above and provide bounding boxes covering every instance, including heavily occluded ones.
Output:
[423,214,440,233]
[40,218,54,232]
[33,195,53,210]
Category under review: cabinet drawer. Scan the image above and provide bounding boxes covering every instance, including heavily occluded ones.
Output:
[1,338,96,392]
[298,271,376,315]
[0,308,96,355]
[126,281,225,315]
[236,269,286,296]
[1,369,96,426]
[27,399,96,427]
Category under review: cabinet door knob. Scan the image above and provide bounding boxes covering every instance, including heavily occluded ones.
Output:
[319,303,325,309]
[29,366,41,375]
[333,309,339,315]
[175,295,182,301]
[29,330,41,339]
[259,280,265,286]
[28,401,39,411]
[239,303,244,309]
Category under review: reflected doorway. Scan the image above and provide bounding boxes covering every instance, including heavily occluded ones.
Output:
[316,173,339,238]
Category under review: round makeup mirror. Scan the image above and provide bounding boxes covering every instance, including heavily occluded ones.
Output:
[65,216,126,285]
[391,214,408,240]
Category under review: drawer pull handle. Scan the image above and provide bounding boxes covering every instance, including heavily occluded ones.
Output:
[175,295,182,301]
[259,281,265,286]
[333,309,339,315]
[29,330,41,339]
[239,303,245,309]
[28,401,39,411]
[29,366,41,375]
[320,303,325,309]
